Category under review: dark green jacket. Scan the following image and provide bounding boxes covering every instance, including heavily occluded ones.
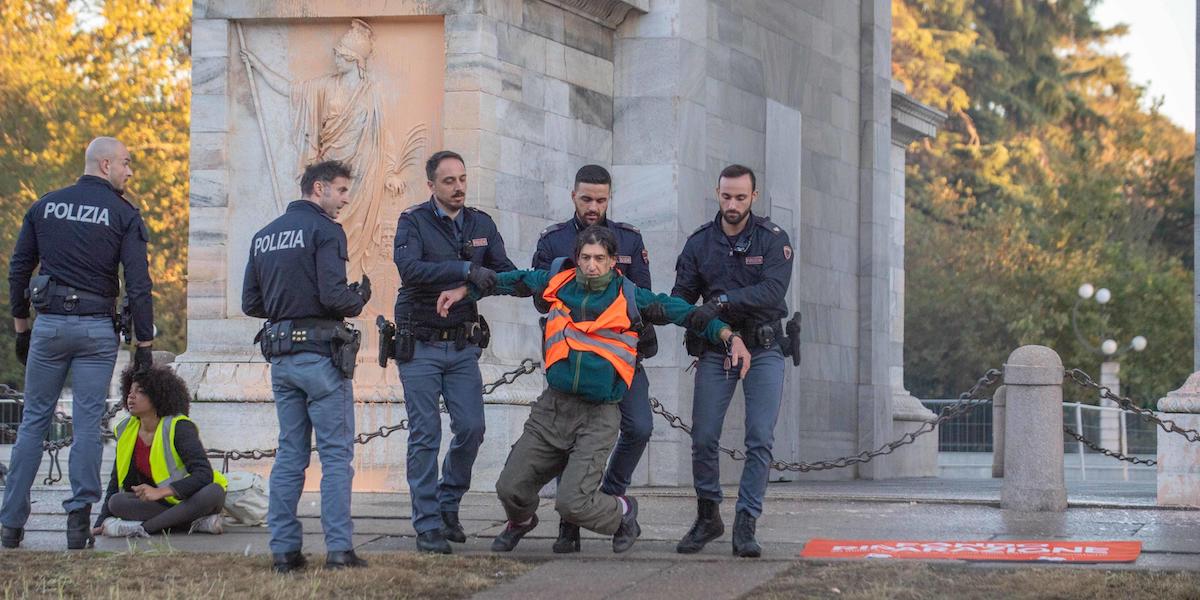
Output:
[473,269,729,403]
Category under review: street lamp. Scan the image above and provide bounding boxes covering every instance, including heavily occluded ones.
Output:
[1073,283,1146,359]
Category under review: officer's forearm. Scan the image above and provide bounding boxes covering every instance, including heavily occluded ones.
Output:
[13,318,29,333]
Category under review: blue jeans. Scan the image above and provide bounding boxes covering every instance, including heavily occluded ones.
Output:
[599,364,651,496]
[397,340,485,534]
[690,346,784,518]
[267,352,356,554]
[1,314,118,528]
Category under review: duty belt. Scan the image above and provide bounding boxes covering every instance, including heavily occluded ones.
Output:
[43,289,116,316]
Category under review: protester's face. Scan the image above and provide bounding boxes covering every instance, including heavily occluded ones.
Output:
[315,176,352,218]
[428,158,467,211]
[125,382,153,418]
[571,183,610,226]
[576,242,615,278]
[717,174,756,227]
[102,145,133,193]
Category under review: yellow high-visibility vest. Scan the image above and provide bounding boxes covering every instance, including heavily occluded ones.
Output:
[114,415,227,505]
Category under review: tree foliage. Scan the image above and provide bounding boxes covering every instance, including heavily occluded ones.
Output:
[0,0,190,387]
[894,0,1194,404]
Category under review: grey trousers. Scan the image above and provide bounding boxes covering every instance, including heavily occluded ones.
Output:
[495,387,623,535]
[108,482,225,533]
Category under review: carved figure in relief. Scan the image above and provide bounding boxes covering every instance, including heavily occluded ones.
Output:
[240,18,427,278]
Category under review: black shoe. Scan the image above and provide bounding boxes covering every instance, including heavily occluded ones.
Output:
[440,510,466,543]
[552,521,581,554]
[1,526,22,549]
[272,551,308,574]
[326,550,369,569]
[676,497,723,554]
[416,530,452,554]
[731,510,762,558]
[66,508,93,550]
[491,514,538,552]
[611,496,641,553]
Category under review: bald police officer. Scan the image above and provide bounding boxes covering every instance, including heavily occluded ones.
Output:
[2,137,155,551]
[243,160,370,572]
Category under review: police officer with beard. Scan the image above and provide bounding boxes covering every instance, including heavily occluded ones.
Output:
[242,160,370,572]
[672,164,793,558]
[2,137,154,551]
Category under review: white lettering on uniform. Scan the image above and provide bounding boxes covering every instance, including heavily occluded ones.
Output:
[254,229,306,256]
[44,202,110,226]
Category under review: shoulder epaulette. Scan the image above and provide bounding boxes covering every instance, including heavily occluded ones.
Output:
[401,203,423,215]
[688,221,714,238]
[612,221,640,234]
[755,216,782,235]
[539,221,569,238]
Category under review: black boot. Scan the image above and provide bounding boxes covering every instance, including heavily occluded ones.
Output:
[552,521,581,554]
[1,526,22,549]
[440,510,466,543]
[731,510,762,558]
[491,514,538,552]
[326,550,369,569]
[272,551,307,574]
[66,508,93,550]
[416,530,452,554]
[676,498,723,554]
[611,496,641,553]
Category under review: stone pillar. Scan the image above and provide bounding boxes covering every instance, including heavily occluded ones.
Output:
[991,385,1006,478]
[1001,345,1067,511]
[1156,372,1200,507]
[1099,361,1122,452]
[885,83,945,478]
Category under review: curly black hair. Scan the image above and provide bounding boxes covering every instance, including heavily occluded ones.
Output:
[119,365,190,417]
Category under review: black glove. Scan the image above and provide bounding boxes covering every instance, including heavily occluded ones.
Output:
[641,302,670,326]
[349,274,372,303]
[685,301,722,333]
[134,346,154,373]
[467,264,497,292]
[15,331,30,365]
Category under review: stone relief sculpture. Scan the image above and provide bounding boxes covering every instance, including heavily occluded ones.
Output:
[239,18,428,280]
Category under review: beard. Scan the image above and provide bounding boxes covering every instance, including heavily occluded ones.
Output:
[722,208,749,226]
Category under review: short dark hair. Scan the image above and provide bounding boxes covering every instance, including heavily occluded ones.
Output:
[300,160,352,196]
[574,164,611,189]
[426,150,465,182]
[574,225,617,260]
[120,365,191,418]
[718,164,756,192]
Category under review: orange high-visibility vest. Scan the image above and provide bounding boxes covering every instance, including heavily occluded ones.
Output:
[542,268,639,386]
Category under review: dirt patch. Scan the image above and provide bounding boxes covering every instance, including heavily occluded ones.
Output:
[0,549,533,600]
[745,561,1200,600]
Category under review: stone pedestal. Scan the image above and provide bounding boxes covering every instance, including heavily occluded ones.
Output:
[1001,345,1066,512]
[1099,361,1122,451]
[1156,371,1200,507]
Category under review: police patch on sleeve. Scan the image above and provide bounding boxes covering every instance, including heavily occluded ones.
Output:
[642,248,649,263]
[783,245,792,260]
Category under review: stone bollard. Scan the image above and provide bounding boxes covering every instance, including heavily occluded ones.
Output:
[1156,372,1200,507]
[991,385,1006,478]
[1001,345,1067,511]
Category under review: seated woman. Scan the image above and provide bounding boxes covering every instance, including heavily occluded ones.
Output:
[92,365,228,538]
[437,225,750,554]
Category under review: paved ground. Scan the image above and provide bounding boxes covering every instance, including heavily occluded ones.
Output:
[4,478,1197,599]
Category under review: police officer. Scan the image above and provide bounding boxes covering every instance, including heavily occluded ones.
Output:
[1,137,155,551]
[242,160,370,572]
[393,150,518,554]
[531,165,654,553]
[671,164,793,558]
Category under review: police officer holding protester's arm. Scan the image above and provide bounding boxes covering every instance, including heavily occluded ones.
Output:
[672,164,793,558]
[1,137,154,552]
[531,165,655,553]
[391,150,517,554]
[242,160,370,573]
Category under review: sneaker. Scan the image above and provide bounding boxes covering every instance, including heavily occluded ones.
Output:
[491,514,538,552]
[612,496,641,553]
[189,514,224,535]
[101,518,150,539]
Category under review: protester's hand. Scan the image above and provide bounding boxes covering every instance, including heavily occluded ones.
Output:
[467,265,497,292]
[349,274,372,303]
[685,300,721,332]
[132,483,173,502]
[134,345,154,373]
[724,335,752,379]
[437,286,469,318]
[15,331,30,365]
[91,525,104,536]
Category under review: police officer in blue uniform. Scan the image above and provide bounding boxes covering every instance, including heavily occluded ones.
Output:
[531,164,655,553]
[672,164,793,558]
[393,150,518,554]
[2,137,155,551]
[242,160,370,572]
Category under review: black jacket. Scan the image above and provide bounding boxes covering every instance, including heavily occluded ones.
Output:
[532,216,651,288]
[95,419,216,527]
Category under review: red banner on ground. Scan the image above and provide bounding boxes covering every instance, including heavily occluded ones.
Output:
[800,539,1142,563]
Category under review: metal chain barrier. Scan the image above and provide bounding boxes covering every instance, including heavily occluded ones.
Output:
[1062,423,1157,466]
[651,368,1003,472]
[1066,368,1200,443]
